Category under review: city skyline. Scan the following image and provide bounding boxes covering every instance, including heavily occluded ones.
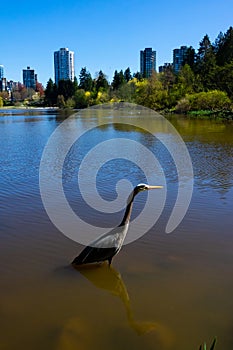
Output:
[1,44,189,88]
[1,0,233,85]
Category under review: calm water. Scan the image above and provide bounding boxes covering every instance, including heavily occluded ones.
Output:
[0,107,233,350]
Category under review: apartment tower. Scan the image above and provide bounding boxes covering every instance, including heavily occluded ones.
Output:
[140,48,156,78]
[23,66,36,89]
[173,46,188,73]
[54,48,75,85]
[0,65,4,80]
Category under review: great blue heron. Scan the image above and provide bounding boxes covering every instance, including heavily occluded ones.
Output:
[72,183,163,266]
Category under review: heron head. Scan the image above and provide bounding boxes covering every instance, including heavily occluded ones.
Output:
[134,183,163,195]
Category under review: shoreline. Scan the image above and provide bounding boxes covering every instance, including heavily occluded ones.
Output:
[0,106,60,116]
[0,106,59,110]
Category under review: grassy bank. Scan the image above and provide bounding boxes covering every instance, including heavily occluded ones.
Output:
[187,110,233,120]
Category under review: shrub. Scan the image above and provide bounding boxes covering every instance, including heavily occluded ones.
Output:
[175,97,190,113]
[176,90,231,112]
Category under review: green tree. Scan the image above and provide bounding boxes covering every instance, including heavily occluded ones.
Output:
[79,67,93,91]
[57,79,74,101]
[95,70,109,92]
[124,67,132,82]
[215,62,233,98]
[44,78,57,106]
[182,46,195,69]
[194,34,217,90]
[177,64,196,95]
[135,72,169,110]
[117,81,137,102]
[133,72,143,81]
[74,89,90,108]
[159,65,175,92]
[0,96,3,107]
[196,34,212,62]
[215,26,233,66]
[112,70,125,90]
[214,31,225,56]
[73,76,79,93]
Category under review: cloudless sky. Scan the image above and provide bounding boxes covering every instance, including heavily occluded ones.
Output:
[1,0,233,85]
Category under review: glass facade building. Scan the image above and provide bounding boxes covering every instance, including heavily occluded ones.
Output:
[54,48,75,85]
[23,67,36,89]
[140,48,156,78]
[0,65,4,79]
[173,46,188,73]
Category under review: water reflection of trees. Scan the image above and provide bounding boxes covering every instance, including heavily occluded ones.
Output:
[170,117,233,195]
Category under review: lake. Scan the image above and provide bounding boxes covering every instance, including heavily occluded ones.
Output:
[0,106,233,350]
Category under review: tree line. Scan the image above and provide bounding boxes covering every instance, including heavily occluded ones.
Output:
[43,26,233,113]
[0,82,44,107]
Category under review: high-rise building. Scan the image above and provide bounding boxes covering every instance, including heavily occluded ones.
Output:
[0,64,4,80]
[0,65,4,79]
[0,78,7,92]
[140,48,156,78]
[23,66,36,89]
[0,65,5,92]
[173,46,188,73]
[54,48,75,85]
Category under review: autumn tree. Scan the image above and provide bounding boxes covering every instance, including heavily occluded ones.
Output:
[36,82,44,96]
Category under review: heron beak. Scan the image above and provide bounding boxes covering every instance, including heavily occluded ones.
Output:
[147,185,163,190]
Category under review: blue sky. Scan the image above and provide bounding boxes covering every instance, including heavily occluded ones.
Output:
[1,0,233,86]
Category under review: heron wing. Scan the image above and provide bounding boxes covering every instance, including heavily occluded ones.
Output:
[72,224,128,265]
[72,245,118,265]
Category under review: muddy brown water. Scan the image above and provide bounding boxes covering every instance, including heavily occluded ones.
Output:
[0,108,233,350]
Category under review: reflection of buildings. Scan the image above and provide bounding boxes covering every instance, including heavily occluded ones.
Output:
[140,48,156,78]
[23,66,37,89]
[54,47,75,84]
[173,46,188,73]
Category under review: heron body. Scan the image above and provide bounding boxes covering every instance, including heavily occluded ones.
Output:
[72,183,162,266]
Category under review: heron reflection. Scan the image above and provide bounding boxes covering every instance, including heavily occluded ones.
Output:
[74,264,166,336]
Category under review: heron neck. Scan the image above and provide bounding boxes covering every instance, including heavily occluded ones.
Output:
[119,191,136,226]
